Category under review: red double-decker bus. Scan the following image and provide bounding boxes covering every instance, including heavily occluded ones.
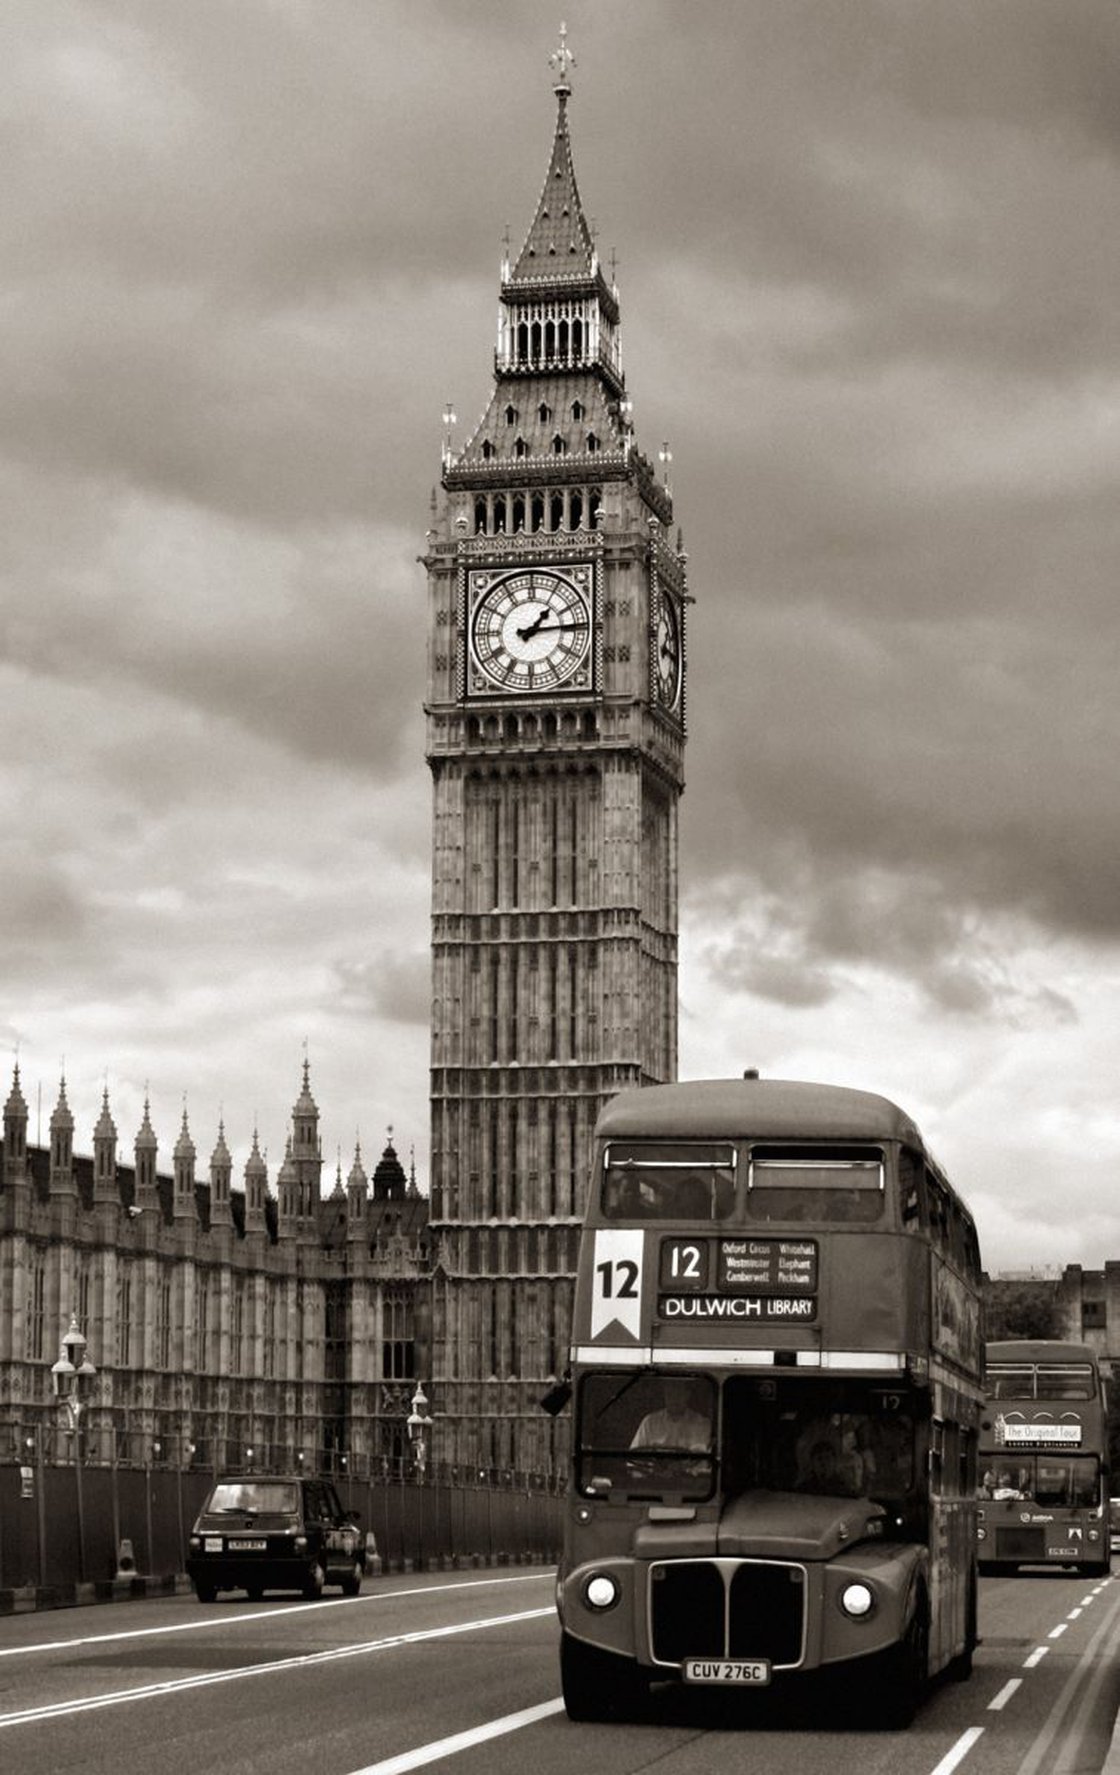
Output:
[978,1339,1110,1576]
[556,1076,984,1726]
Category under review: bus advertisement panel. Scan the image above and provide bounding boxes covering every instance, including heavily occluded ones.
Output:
[977,1339,1109,1576]
[556,1077,984,1728]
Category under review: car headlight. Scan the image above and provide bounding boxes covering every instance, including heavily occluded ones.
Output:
[977,1526,987,1541]
[839,1581,875,1620]
[583,1573,620,1611]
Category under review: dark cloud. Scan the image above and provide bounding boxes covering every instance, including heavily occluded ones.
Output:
[1,0,1117,1266]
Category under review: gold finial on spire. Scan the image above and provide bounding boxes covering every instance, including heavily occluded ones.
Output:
[549,20,575,92]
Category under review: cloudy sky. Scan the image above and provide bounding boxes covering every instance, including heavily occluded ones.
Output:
[2,0,1117,1271]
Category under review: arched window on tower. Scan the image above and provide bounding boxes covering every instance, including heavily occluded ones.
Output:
[512,494,526,533]
[514,436,527,458]
[589,490,602,528]
[517,322,529,364]
[531,492,545,531]
[504,404,518,425]
[474,497,487,534]
[552,435,567,456]
[572,317,583,356]
[569,490,583,530]
[538,402,552,423]
[571,399,584,421]
[586,432,599,453]
[481,439,494,460]
[493,495,507,533]
[550,492,565,531]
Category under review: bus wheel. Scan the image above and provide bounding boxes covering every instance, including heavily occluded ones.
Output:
[560,1632,648,1722]
[874,1593,929,1728]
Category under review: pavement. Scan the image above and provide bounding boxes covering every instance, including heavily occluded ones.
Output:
[0,1549,546,1615]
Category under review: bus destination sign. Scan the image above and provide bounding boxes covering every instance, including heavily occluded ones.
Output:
[658,1237,818,1324]
[719,1239,817,1294]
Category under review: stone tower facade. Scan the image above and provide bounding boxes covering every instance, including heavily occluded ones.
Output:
[423,42,689,1473]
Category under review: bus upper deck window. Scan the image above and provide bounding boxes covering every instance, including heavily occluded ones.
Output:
[747,1146,884,1225]
[601,1142,736,1221]
[1037,1366,1094,1401]
[987,1365,1033,1399]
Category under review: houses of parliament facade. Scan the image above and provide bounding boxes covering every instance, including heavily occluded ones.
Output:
[0,41,688,1480]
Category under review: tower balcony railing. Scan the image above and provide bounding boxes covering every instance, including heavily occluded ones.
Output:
[493,345,624,394]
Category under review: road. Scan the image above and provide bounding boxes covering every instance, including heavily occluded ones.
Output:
[3,1566,1120,1775]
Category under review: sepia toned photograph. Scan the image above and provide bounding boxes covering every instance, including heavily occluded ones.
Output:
[1,3,1119,1768]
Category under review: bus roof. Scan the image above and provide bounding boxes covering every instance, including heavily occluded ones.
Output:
[595,1078,924,1148]
[986,1340,1099,1366]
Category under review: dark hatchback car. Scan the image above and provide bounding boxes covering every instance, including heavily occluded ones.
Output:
[187,1475,365,1602]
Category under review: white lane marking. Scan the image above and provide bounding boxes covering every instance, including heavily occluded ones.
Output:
[1012,1575,1120,1775]
[0,1606,554,1729]
[345,1699,566,1775]
[988,1679,1021,1711]
[1068,1607,1083,1619]
[0,1570,552,1660]
[1023,1647,1049,1668]
[928,1726,984,1775]
[1048,1622,1068,1639]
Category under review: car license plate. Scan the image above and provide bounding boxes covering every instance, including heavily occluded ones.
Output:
[228,1538,266,1551]
[683,1657,770,1685]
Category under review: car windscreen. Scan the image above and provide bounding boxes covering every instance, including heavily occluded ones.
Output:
[205,1481,299,1514]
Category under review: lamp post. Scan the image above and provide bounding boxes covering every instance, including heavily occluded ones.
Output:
[407,1383,431,1481]
[51,1317,96,1585]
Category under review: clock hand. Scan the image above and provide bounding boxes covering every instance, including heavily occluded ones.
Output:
[515,608,551,642]
[526,619,588,637]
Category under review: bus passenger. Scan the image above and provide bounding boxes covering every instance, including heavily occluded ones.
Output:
[796,1416,866,1497]
[630,1378,710,1452]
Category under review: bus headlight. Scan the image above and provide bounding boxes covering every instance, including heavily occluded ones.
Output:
[584,1573,620,1611]
[839,1582,875,1620]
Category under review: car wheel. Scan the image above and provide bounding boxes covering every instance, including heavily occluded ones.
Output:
[340,1559,363,1597]
[194,1579,218,1604]
[245,1583,264,1602]
[301,1561,325,1600]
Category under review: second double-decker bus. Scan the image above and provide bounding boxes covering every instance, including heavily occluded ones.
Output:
[556,1075,984,1727]
[977,1339,1110,1576]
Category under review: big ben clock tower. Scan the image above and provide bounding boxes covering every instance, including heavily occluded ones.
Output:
[423,30,689,1474]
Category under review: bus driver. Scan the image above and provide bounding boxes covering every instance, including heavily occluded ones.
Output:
[630,1378,710,1452]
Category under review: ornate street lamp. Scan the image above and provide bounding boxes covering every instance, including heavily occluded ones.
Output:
[407,1383,432,1479]
[50,1316,96,1584]
[51,1316,97,1437]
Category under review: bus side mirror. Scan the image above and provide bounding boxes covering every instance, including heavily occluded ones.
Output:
[540,1381,572,1417]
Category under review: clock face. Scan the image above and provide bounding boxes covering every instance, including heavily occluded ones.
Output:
[655,592,682,710]
[468,565,593,694]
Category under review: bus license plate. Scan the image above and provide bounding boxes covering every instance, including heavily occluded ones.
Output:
[228,1538,266,1551]
[683,1658,770,1685]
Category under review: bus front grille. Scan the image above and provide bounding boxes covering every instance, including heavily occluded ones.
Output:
[995,1526,1047,1562]
[649,1559,806,1669]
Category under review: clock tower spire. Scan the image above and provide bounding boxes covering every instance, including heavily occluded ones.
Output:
[423,32,689,1476]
